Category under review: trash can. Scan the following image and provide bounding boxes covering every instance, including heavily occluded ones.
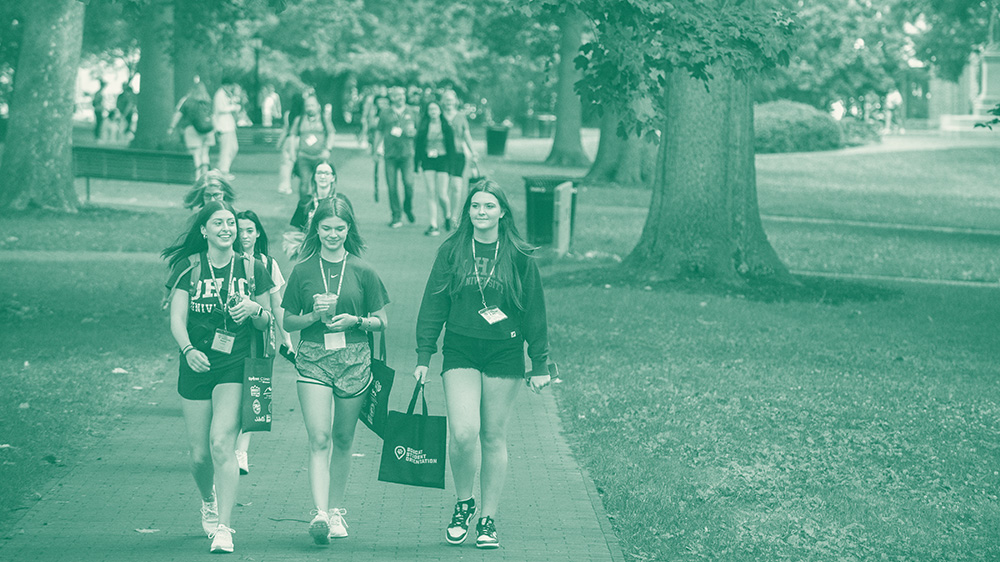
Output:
[523,175,579,246]
[486,126,509,156]
[536,114,556,138]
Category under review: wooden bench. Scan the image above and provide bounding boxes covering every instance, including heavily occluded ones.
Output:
[72,145,195,202]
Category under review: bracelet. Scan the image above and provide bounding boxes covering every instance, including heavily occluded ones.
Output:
[181,345,194,355]
[252,303,263,318]
[355,315,365,330]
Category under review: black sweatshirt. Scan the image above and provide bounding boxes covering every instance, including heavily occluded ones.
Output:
[415,238,549,377]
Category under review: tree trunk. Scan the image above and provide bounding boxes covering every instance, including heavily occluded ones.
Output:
[0,0,84,212]
[132,0,175,149]
[624,67,793,284]
[172,0,215,103]
[545,8,590,167]
[585,107,656,187]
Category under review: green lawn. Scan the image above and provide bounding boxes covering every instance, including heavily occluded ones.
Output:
[2,136,1000,559]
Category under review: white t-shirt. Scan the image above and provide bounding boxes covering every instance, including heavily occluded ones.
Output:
[213,88,239,133]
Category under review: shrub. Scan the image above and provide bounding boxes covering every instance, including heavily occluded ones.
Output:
[839,116,883,147]
[754,100,843,153]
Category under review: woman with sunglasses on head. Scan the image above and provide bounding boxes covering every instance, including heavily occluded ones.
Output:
[162,201,275,554]
[413,179,552,550]
[281,194,389,545]
[231,210,296,476]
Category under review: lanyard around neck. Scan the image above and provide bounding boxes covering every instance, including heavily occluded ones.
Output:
[472,239,499,308]
[206,254,234,307]
[319,254,348,297]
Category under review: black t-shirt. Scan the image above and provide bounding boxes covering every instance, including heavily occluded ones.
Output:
[166,255,274,370]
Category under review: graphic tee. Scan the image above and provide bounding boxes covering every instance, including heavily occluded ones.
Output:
[166,255,274,370]
[282,253,390,345]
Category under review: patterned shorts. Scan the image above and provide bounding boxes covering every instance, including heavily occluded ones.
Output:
[295,340,372,398]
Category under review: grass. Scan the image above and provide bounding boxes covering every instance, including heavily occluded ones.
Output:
[2,135,1000,559]
[0,260,173,528]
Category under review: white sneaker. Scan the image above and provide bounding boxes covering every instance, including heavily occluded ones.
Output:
[210,524,235,553]
[328,508,349,538]
[308,510,330,545]
[235,450,249,475]
[201,497,219,538]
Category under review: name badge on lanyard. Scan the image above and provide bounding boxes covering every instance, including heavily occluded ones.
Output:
[212,330,236,354]
[390,126,403,137]
[478,306,508,325]
[320,255,349,351]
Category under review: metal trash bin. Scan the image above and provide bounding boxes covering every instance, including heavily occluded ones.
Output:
[485,126,509,156]
[523,175,579,246]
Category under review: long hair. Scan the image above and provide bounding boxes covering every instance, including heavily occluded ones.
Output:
[438,179,535,310]
[416,100,454,159]
[182,170,236,210]
[308,160,338,200]
[297,193,365,262]
[162,201,243,269]
[235,209,268,257]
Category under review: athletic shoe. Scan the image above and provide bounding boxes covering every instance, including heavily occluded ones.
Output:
[388,221,403,228]
[201,497,219,538]
[424,226,441,237]
[308,510,330,545]
[475,516,499,549]
[328,508,349,538]
[445,499,476,545]
[278,185,293,195]
[235,450,249,475]
[209,524,235,554]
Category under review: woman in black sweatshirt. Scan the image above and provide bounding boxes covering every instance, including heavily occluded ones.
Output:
[413,179,551,550]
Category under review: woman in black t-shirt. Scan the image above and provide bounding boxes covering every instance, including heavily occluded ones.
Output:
[162,201,274,554]
[413,180,552,550]
[282,195,389,545]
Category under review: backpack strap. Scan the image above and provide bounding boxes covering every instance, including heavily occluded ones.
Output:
[162,254,201,310]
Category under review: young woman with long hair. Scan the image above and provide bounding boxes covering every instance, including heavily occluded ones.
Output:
[162,201,275,554]
[182,170,237,211]
[415,99,455,237]
[232,210,296,476]
[283,160,337,259]
[281,194,389,545]
[413,179,552,549]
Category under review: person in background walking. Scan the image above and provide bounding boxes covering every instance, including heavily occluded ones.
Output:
[162,200,275,554]
[415,99,455,237]
[277,88,312,195]
[183,170,236,211]
[413,180,552,550]
[92,79,106,140]
[260,84,282,128]
[291,94,336,211]
[116,81,138,139]
[169,79,216,179]
[214,78,242,180]
[233,209,295,476]
[281,196,389,545]
[283,160,337,259]
[373,86,418,228]
[441,90,477,228]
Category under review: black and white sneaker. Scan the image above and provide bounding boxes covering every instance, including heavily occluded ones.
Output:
[475,516,499,549]
[445,499,476,545]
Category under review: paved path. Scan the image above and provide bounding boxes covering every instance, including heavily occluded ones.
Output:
[0,147,625,561]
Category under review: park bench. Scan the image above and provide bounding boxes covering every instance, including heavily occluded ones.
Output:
[72,145,194,202]
[235,126,283,152]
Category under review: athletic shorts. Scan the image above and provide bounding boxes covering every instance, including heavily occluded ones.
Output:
[295,340,372,398]
[441,330,525,379]
[420,154,449,173]
[448,152,466,178]
[178,357,243,401]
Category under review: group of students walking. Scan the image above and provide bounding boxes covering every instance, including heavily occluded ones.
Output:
[162,165,553,553]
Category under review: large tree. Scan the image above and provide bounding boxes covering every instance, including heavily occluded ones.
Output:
[545,6,590,167]
[0,0,85,212]
[572,0,795,283]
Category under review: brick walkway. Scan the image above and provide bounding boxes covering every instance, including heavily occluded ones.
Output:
[0,147,624,561]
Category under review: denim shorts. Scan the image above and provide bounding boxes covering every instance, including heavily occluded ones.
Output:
[441,330,525,379]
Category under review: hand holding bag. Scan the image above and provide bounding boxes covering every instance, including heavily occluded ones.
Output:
[360,331,394,438]
[377,383,446,489]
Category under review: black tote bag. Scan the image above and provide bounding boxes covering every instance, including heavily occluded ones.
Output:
[360,331,394,438]
[377,383,447,489]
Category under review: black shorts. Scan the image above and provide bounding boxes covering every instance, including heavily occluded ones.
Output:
[178,357,244,400]
[448,152,466,177]
[420,155,449,173]
[441,331,525,379]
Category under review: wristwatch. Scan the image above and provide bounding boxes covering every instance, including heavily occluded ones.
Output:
[354,315,364,329]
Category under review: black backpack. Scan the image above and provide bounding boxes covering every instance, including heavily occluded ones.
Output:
[185,98,214,134]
